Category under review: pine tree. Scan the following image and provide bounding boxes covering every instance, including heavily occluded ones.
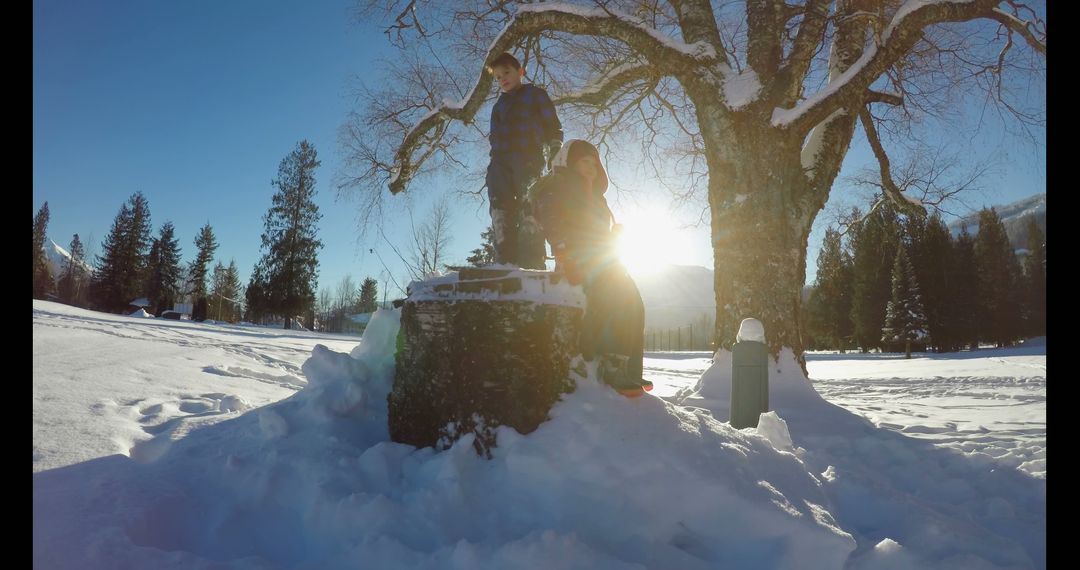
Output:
[1022,217,1046,337]
[974,207,1022,347]
[143,221,183,315]
[910,214,954,352]
[357,277,379,313]
[949,227,981,350]
[254,140,323,329]
[806,228,853,351]
[190,223,219,318]
[33,202,53,299]
[91,192,153,312]
[850,200,900,352]
[881,247,929,358]
[466,226,497,267]
[224,260,243,323]
[244,262,270,324]
[58,234,88,305]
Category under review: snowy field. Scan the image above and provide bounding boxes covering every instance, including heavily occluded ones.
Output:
[33,301,1045,569]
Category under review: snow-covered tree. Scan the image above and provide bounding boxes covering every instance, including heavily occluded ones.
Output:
[341,0,1044,367]
[881,246,928,358]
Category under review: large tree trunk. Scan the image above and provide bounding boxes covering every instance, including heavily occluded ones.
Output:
[389,268,585,457]
[698,107,815,372]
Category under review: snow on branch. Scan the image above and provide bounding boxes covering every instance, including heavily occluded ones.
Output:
[989,7,1046,54]
[771,0,1005,137]
[386,2,718,194]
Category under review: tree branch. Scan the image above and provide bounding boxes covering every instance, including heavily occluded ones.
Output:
[551,61,657,106]
[777,0,831,102]
[866,89,904,106]
[773,0,1008,137]
[988,7,1045,54]
[858,106,926,217]
[386,2,718,194]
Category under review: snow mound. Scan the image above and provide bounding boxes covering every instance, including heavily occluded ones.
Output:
[128,308,154,318]
[34,308,861,569]
[736,317,766,343]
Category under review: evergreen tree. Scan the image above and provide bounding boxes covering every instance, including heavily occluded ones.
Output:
[143,221,183,315]
[245,262,270,324]
[33,202,53,299]
[466,226,497,267]
[806,228,853,351]
[974,208,1022,347]
[209,262,231,321]
[1022,217,1046,337]
[58,234,88,306]
[850,200,900,352]
[209,261,243,323]
[254,140,323,329]
[224,260,243,323]
[91,192,153,312]
[949,227,981,350]
[911,214,955,352]
[190,223,219,305]
[881,247,929,358]
[357,277,379,313]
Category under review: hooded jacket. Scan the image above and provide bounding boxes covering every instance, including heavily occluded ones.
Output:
[532,140,617,270]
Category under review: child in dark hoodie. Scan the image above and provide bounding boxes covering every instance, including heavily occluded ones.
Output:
[533,139,652,396]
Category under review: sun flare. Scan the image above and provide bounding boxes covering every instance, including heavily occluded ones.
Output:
[615,210,693,276]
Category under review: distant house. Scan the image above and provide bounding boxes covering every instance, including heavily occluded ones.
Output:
[172,302,194,318]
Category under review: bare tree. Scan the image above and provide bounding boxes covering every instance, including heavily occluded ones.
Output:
[317,287,334,331]
[380,195,457,283]
[340,0,1045,364]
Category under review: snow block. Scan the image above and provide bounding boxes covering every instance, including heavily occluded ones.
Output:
[388,267,586,456]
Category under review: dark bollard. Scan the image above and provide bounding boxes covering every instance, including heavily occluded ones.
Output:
[729,318,769,429]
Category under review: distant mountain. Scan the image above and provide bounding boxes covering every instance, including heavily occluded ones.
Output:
[632,264,715,330]
[948,193,1045,251]
[43,239,95,280]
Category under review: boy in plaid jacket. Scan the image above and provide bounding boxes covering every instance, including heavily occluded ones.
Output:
[486,52,563,269]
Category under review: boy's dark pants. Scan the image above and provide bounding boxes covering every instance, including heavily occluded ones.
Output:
[582,263,645,382]
[486,160,546,269]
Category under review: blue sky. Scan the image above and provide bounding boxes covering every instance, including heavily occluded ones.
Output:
[34,0,1045,299]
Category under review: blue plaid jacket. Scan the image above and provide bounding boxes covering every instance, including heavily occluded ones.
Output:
[489,83,563,177]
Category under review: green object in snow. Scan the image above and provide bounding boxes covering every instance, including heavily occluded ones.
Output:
[730,340,769,429]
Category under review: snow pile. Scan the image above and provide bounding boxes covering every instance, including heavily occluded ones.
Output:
[736,317,766,343]
[675,349,1045,569]
[35,309,864,569]
[128,308,154,318]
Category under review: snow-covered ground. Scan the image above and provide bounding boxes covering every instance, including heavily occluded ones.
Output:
[33,301,1045,569]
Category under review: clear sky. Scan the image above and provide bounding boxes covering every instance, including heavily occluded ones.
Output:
[34,0,1045,299]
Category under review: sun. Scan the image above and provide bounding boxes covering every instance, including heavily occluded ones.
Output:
[615,210,694,276]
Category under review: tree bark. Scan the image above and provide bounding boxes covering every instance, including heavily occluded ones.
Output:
[389,268,585,457]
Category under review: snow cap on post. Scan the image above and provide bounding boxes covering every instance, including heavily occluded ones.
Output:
[736,318,765,344]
